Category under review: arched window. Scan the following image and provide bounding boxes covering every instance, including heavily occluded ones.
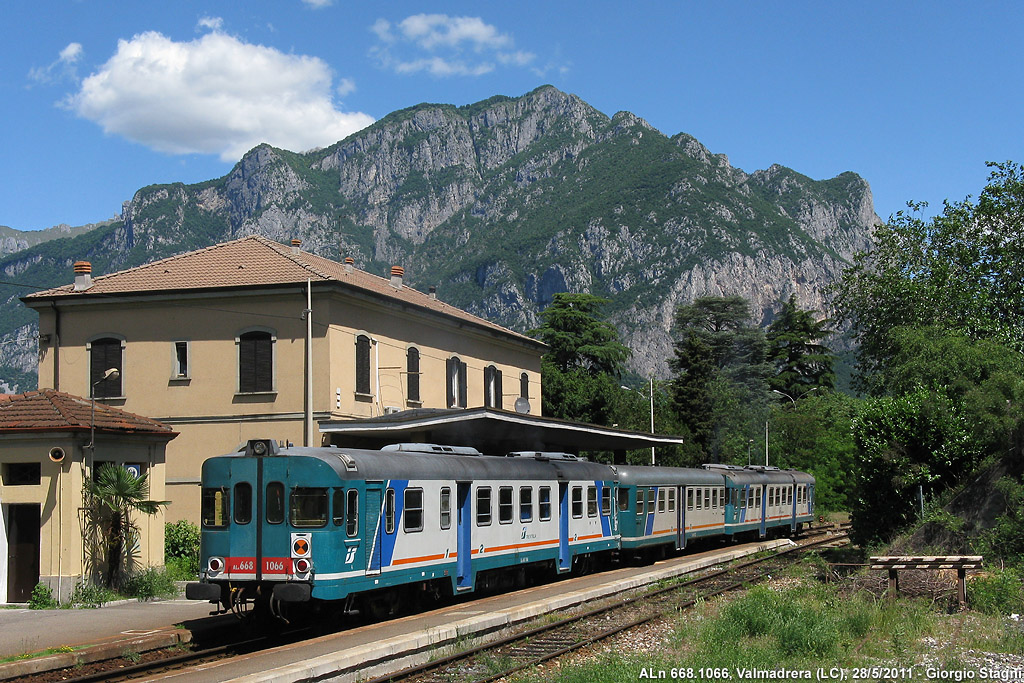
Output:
[520,372,530,400]
[446,356,467,408]
[484,365,503,409]
[406,347,420,403]
[355,335,372,395]
[89,336,123,398]
[238,330,274,393]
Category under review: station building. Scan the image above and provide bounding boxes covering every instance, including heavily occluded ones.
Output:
[22,236,546,523]
[0,389,174,602]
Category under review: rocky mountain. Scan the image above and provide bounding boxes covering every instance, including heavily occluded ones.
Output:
[0,85,877,390]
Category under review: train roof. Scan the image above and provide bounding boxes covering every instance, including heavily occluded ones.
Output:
[211,443,618,482]
[614,465,725,486]
[703,464,813,486]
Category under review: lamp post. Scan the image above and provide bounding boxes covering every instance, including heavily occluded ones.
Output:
[87,368,119,475]
[768,387,819,467]
[621,379,656,465]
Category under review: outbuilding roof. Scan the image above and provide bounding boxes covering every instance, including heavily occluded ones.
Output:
[0,389,176,436]
[22,235,543,348]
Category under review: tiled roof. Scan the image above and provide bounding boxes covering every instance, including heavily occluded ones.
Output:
[24,236,543,348]
[0,389,176,435]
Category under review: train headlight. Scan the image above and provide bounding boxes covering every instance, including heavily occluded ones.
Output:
[208,557,224,574]
[294,558,311,574]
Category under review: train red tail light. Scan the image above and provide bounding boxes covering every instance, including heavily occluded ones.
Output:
[294,558,311,573]
[208,557,224,573]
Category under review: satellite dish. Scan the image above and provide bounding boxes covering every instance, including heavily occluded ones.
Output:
[514,397,531,414]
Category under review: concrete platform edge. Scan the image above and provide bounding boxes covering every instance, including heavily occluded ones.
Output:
[227,539,791,683]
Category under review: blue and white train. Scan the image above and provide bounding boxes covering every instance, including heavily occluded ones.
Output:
[186,440,814,618]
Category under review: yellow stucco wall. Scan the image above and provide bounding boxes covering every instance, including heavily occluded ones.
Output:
[32,286,543,526]
[0,433,169,602]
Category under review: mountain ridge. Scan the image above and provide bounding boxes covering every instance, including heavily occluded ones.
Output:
[0,85,876,390]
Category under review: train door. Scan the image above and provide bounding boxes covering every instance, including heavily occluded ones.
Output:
[557,482,570,573]
[219,457,259,579]
[675,486,686,550]
[456,482,472,591]
[759,485,767,538]
[365,484,383,576]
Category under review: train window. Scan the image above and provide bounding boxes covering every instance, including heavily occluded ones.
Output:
[636,488,645,515]
[234,483,252,525]
[440,487,451,529]
[333,489,344,526]
[539,487,551,521]
[404,488,423,532]
[754,489,761,509]
[571,486,583,518]
[658,488,667,513]
[704,489,711,510]
[385,488,396,534]
[587,486,597,518]
[618,488,630,512]
[477,487,492,526]
[668,488,676,513]
[686,488,694,511]
[520,487,533,522]
[601,487,612,516]
[266,482,284,524]
[712,488,718,509]
[291,487,328,528]
[788,487,793,505]
[647,488,656,515]
[201,487,229,528]
[346,489,359,537]
[499,487,514,524]
[694,488,701,511]
[740,489,747,509]
[769,488,775,508]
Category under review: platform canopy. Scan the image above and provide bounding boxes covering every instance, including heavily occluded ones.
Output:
[318,407,684,456]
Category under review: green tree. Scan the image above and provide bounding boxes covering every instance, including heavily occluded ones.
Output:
[768,392,860,512]
[835,161,1024,394]
[530,293,631,376]
[766,294,835,397]
[669,295,770,462]
[530,293,631,424]
[84,464,168,588]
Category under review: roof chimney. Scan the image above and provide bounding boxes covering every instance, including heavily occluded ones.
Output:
[390,265,404,289]
[428,285,437,300]
[291,239,302,255]
[73,261,93,292]
[344,256,354,274]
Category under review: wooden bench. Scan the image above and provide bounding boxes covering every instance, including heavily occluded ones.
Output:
[869,555,982,607]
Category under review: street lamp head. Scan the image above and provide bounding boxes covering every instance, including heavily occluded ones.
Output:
[102,368,119,382]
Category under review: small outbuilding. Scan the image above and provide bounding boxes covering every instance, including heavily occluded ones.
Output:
[0,390,176,603]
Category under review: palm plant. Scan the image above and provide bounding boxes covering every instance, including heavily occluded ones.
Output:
[83,463,168,588]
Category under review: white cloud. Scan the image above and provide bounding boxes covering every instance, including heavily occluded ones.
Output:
[370,14,536,78]
[65,30,373,161]
[336,77,356,97]
[197,16,223,32]
[302,0,333,8]
[28,42,84,84]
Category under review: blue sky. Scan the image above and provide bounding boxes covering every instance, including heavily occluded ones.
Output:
[2,2,1022,231]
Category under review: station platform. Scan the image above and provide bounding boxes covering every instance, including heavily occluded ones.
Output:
[0,538,793,682]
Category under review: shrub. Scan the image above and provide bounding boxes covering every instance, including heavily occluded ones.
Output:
[165,520,200,576]
[968,568,1024,615]
[28,583,57,610]
[69,581,117,608]
[124,568,178,601]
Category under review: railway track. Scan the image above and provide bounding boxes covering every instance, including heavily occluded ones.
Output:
[368,528,849,683]
[24,525,847,683]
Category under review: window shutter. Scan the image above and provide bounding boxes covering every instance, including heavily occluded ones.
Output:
[407,348,420,402]
[458,360,468,408]
[483,365,494,407]
[90,338,122,398]
[239,331,273,393]
[494,369,503,409]
[356,336,371,394]
[446,357,455,408]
